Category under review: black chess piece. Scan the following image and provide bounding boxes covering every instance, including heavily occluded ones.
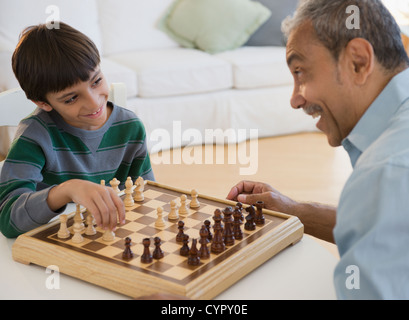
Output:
[122,237,134,260]
[180,234,190,256]
[141,238,153,263]
[152,236,164,259]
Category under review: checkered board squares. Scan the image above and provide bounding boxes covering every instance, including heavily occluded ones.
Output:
[42,186,280,283]
[15,181,303,298]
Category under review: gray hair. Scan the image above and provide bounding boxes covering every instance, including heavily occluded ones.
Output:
[282,0,409,71]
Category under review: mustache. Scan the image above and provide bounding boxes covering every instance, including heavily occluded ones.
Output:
[303,104,323,115]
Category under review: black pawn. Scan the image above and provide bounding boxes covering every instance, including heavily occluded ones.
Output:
[141,238,153,263]
[204,219,212,241]
[122,237,134,260]
[188,238,200,266]
[199,225,210,259]
[176,220,185,242]
[152,236,164,259]
[180,234,190,256]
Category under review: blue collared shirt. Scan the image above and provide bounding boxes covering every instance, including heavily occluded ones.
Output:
[334,68,409,299]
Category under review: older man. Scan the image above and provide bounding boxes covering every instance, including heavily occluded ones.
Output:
[227,0,409,299]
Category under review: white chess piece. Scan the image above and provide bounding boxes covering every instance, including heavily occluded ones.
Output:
[102,229,115,242]
[155,207,166,228]
[57,214,70,239]
[133,176,144,202]
[71,221,84,243]
[85,214,96,236]
[168,200,179,220]
[73,204,85,232]
[179,194,188,216]
[110,178,120,193]
[189,189,200,208]
[124,177,134,207]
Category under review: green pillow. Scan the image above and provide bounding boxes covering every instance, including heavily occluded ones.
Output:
[158,0,272,54]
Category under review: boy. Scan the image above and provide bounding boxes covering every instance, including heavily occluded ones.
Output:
[0,22,154,238]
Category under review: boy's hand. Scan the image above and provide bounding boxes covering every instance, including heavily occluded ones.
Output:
[48,179,126,231]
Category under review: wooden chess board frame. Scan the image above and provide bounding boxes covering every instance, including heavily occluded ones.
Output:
[12,181,304,299]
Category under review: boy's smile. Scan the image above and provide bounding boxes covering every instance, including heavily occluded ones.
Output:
[34,67,111,131]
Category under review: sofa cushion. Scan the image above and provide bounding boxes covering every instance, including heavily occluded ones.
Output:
[108,48,233,98]
[245,0,299,47]
[216,46,293,89]
[0,0,103,53]
[98,0,179,56]
[100,58,138,98]
[158,0,271,54]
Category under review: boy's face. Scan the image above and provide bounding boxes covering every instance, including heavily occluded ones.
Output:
[34,68,111,131]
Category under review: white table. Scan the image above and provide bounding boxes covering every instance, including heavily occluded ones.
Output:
[0,205,338,300]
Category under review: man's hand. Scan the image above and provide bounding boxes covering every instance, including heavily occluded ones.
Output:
[48,179,125,231]
[226,180,298,214]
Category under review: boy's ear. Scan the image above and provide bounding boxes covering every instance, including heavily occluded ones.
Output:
[32,100,53,112]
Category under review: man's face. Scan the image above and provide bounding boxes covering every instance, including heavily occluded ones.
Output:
[38,67,110,131]
[286,22,358,147]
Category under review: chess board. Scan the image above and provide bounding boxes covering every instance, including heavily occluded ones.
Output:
[12,181,304,299]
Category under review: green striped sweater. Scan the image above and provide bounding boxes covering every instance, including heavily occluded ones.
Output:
[0,102,154,238]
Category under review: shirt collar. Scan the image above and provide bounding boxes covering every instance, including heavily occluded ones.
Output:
[342,68,409,167]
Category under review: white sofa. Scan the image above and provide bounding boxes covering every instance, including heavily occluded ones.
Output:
[0,0,317,157]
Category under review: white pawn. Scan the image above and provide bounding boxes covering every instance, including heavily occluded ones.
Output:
[57,214,70,239]
[102,229,115,242]
[155,207,166,228]
[124,177,134,207]
[71,221,84,243]
[85,214,96,236]
[179,194,189,216]
[168,200,179,220]
[189,189,200,208]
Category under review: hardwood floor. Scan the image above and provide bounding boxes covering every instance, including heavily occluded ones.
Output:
[150,132,353,257]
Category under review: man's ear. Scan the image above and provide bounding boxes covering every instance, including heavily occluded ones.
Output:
[32,100,53,112]
[343,38,375,86]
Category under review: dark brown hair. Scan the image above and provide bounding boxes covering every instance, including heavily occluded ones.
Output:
[12,22,100,102]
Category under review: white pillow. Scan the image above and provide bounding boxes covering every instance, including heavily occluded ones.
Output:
[0,0,103,53]
[98,0,179,56]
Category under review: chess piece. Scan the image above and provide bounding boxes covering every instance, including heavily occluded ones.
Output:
[199,225,210,259]
[141,238,153,263]
[110,178,120,193]
[73,204,84,232]
[244,209,256,231]
[188,238,200,266]
[85,214,96,236]
[176,221,185,242]
[178,194,189,216]
[155,207,166,228]
[204,219,212,241]
[211,209,225,253]
[57,214,70,239]
[152,237,164,259]
[223,206,235,246]
[168,200,179,220]
[233,205,244,240]
[102,229,115,242]
[124,177,134,207]
[189,189,200,208]
[133,176,144,202]
[254,201,265,225]
[71,221,84,243]
[122,237,134,260]
[180,234,190,256]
